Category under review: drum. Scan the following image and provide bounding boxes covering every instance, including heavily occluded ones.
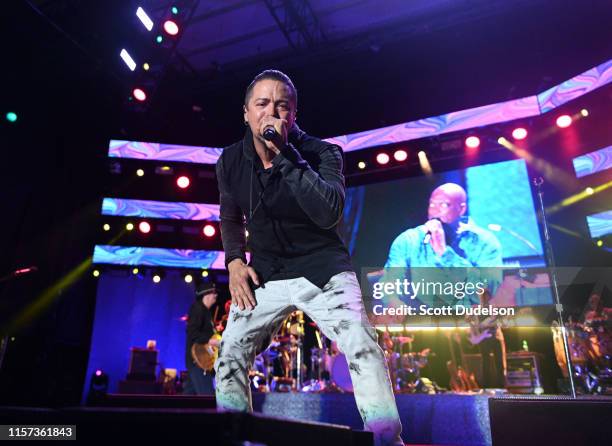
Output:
[330,353,353,392]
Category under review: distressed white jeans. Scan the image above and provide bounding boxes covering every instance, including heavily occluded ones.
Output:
[214,271,403,446]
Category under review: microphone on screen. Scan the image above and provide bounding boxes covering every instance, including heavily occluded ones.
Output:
[423,218,441,245]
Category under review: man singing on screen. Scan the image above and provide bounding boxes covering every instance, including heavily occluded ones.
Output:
[214,70,403,446]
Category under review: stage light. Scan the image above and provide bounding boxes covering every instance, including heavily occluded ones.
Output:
[393,150,408,162]
[465,136,480,149]
[201,270,209,278]
[597,240,603,247]
[132,267,139,275]
[156,35,163,44]
[497,136,508,146]
[136,169,145,177]
[143,63,150,71]
[184,274,193,283]
[203,224,216,237]
[103,224,110,232]
[163,20,179,36]
[139,221,151,233]
[177,175,190,189]
[93,269,100,278]
[136,7,154,31]
[126,223,134,231]
[171,6,179,14]
[512,128,528,140]
[376,153,390,165]
[417,150,432,176]
[153,274,161,283]
[585,187,594,195]
[120,49,136,71]
[556,114,572,128]
[132,88,147,102]
[6,112,17,123]
[357,161,366,170]
[580,109,589,117]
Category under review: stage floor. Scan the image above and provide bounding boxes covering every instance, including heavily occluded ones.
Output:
[253,392,493,446]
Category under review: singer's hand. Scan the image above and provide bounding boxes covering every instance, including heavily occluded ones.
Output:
[424,219,446,256]
[228,259,259,311]
[259,116,288,154]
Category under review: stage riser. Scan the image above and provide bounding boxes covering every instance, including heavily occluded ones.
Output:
[253,393,492,446]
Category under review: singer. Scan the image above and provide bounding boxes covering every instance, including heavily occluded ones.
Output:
[385,183,502,268]
[214,70,403,446]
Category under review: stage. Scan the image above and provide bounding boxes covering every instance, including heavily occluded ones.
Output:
[4,393,612,445]
[253,392,492,446]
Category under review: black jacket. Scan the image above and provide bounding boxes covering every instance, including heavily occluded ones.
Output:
[185,302,214,368]
[215,126,353,287]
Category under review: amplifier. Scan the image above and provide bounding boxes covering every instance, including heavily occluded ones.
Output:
[128,347,158,381]
[506,352,543,393]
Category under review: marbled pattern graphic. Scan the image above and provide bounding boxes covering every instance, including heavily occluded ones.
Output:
[108,139,222,164]
[572,145,612,178]
[107,59,611,160]
[538,60,612,113]
[92,245,228,269]
[102,198,220,221]
[586,210,612,239]
[325,96,541,152]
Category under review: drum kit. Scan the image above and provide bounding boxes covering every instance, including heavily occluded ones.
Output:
[247,311,433,393]
[552,318,612,394]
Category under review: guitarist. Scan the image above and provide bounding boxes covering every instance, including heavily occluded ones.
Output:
[467,290,507,389]
[183,282,219,395]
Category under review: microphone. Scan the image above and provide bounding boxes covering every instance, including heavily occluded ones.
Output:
[423,218,440,245]
[263,126,277,141]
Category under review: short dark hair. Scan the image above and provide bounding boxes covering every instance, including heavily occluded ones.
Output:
[244,69,298,108]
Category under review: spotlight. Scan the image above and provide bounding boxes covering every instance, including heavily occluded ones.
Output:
[139,221,151,234]
[497,136,509,146]
[201,270,209,278]
[163,20,179,36]
[143,63,150,71]
[132,267,139,275]
[87,369,109,404]
[512,128,528,140]
[171,6,179,14]
[93,269,100,278]
[580,109,589,117]
[103,224,111,231]
[177,175,190,189]
[417,150,432,176]
[132,88,147,102]
[184,273,193,283]
[136,7,154,31]
[556,115,572,128]
[156,35,163,44]
[596,240,603,247]
[376,153,390,165]
[357,161,366,170]
[6,112,18,123]
[585,187,594,195]
[393,150,408,162]
[153,274,162,283]
[136,169,145,177]
[126,223,134,231]
[120,49,136,71]
[203,224,216,237]
[465,136,480,149]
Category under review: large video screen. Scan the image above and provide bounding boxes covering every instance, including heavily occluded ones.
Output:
[339,158,551,317]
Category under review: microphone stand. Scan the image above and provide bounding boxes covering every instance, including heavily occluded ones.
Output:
[533,177,576,398]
